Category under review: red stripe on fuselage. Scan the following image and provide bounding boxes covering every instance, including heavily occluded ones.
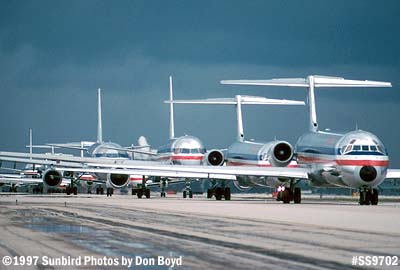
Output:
[226,161,298,168]
[158,155,203,161]
[297,156,389,167]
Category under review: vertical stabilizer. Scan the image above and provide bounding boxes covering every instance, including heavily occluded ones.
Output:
[307,76,318,132]
[29,128,32,159]
[235,95,245,142]
[169,76,175,140]
[97,88,103,143]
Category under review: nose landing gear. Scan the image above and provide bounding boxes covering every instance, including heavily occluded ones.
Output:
[359,188,379,205]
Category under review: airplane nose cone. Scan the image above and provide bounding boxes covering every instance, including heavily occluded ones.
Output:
[359,166,377,182]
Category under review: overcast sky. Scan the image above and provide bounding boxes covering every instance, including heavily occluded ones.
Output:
[1,0,399,166]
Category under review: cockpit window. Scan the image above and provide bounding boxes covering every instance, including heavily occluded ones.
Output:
[341,143,386,155]
[174,148,205,154]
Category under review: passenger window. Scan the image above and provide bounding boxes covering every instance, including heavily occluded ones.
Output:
[362,145,369,151]
[370,145,377,151]
[353,145,361,151]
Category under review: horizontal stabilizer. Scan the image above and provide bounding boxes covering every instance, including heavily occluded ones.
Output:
[221,75,392,88]
[165,95,304,105]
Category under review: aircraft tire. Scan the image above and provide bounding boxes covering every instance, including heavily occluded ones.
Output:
[293,187,301,204]
[282,189,292,204]
[137,191,143,199]
[73,187,78,195]
[183,190,187,198]
[207,189,212,199]
[189,190,193,198]
[100,187,104,195]
[215,187,222,200]
[371,189,379,205]
[224,187,231,201]
[66,187,71,195]
[359,190,370,205]
[145,188,150,198]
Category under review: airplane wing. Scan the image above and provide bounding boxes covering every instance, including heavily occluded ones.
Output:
[386,169,400,179]
[53,164,308,180]
[0,174,44,184]
[0,151,310,180]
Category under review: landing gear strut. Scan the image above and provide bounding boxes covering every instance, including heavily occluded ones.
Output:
[183,178,193,198]
[359,188,379,205]
[160,178,168,198]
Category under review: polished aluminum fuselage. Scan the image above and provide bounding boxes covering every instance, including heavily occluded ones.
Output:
[156,135,205,165]
[295,130,388,188]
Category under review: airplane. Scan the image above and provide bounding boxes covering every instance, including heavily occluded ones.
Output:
[6,89,155,197]
[219,75,399,204]
[134,76,228,198]
[166,95,304,200]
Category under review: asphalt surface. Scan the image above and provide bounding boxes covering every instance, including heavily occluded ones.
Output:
[0,193,399,270]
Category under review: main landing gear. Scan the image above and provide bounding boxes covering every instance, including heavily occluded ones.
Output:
[183,179,193,198]
[359,188,379,205]
[207,187,231,200]
[66,185,78,195]
[160,178,168,198]
[106,187,114,197]
[96,187,104,195]
[132,176,151,199]
[276,186,301,204]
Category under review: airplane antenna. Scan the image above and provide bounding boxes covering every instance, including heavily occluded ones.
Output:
[97,88,103,143]
[169,76,175,140]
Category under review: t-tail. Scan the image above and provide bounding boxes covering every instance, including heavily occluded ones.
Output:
[221,76,392,133]
[168,95,304,142]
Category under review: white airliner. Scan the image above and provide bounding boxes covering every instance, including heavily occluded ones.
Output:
[134,76,232,198]
[219,75,400,204]
[166,95,304,200]
[1,89,154,196]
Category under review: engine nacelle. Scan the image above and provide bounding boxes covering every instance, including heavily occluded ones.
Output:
[43,169,63,187]
[107,173,130,188]
[204,150,225,166]
[268,141,293,167]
